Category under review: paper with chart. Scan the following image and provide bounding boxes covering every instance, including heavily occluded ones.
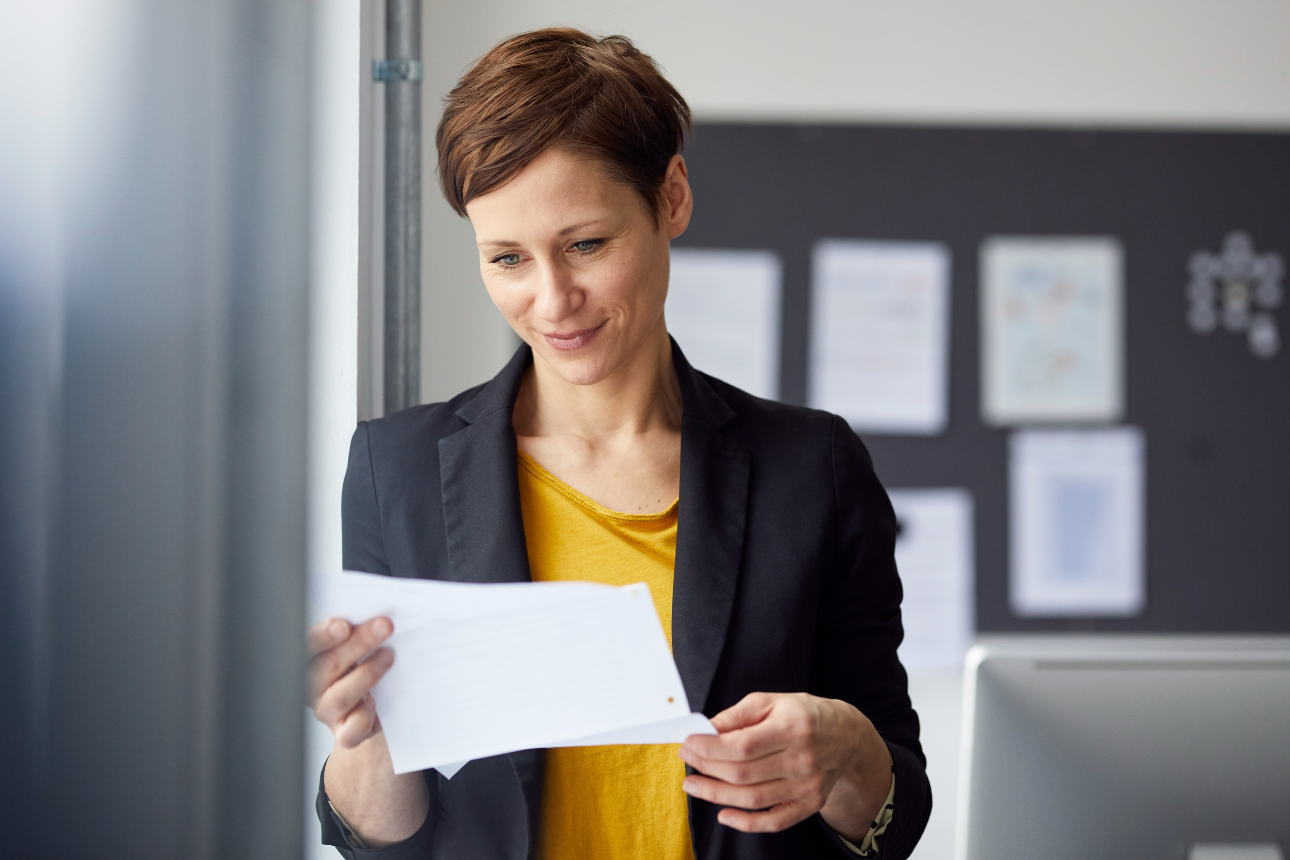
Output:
[666,248,782,400]
[809,240,951,434]
[1009,428,1145,617]
[981,237,1124,425]
[321,571,715,778]
[889,488,974,673]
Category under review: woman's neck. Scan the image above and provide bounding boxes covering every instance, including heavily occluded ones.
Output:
[513,324,682,448]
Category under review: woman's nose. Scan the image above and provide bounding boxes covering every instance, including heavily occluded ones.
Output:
[532,260,584,323]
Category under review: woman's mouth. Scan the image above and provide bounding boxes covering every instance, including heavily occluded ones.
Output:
[543,322,605,352]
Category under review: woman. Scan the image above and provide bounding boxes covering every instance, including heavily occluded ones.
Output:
[308,28,930,860]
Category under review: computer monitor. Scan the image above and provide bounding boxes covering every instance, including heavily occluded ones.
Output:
[956,637,1290,860]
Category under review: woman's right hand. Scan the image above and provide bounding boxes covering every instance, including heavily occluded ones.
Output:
[311,616,429,846]
[307,616,396,748]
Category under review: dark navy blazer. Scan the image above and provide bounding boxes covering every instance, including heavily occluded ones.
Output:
[317,341,931,859]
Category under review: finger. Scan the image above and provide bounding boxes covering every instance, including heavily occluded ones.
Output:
[709,692,778,733]
[681,718,792,763]
[314,647,394,727]
[315,645,393,723]
[681,773,798,811]
[307,618,351,656]
[307,616,391,693]
[335,693,379,748]
[716,799,816,833]
[680,747,788,785]
[307,616,394,701]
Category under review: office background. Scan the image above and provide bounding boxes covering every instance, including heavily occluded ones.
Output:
[316,3,1290,859]
[4,3,1285,858]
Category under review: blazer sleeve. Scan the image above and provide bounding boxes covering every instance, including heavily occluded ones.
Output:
[811,415,932,860]
[314,422,436,857]
[316,765,436,859]
[341,421,392,575]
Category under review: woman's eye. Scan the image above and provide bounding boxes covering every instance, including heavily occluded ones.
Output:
[492,253,522,267]
[571,239,602,254]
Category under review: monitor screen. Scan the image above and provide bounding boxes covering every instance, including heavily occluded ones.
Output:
[957,638,1290,860]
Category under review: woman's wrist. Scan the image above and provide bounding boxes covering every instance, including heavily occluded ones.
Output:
[324,732,431,848]
[818,703,894,843]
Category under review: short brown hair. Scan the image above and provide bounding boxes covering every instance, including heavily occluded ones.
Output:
[436,28,691,225]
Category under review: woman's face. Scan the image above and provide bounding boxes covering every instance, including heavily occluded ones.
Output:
[466,146,691,387]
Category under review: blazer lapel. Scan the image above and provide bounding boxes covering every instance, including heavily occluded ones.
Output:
[438,344,533,585]
[670,341,751,715]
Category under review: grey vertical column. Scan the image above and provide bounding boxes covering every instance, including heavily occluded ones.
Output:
[382,0,423,414]
[0,1,313,857]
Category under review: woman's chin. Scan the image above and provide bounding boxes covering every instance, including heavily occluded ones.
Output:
[551,361,613,388]
[535,347,616,388]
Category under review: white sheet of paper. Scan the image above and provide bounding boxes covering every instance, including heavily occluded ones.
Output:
[888,488,974,674]
[981,237,1124,425]
[432,712,716,779]
[666,248,781,400]
[809,240,951,434]
[1009,428,1146,617]
[320,572,715,777]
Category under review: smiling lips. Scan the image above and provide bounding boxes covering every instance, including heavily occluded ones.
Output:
[543,322,604,352]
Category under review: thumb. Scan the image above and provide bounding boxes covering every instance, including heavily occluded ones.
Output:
[710,692,777,733]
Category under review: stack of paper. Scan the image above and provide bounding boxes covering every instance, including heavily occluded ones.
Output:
[320,571,715,778]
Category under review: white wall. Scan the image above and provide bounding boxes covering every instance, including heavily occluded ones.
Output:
[428,0,1290,129]
[906,673,967,859]
[306,1,360,856]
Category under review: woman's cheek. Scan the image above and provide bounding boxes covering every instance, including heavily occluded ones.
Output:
[483,276,527,324]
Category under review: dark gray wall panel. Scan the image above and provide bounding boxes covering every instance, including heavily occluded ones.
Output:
[676,122,1290,633]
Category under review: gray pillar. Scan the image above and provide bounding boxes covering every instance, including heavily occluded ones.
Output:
[381,0,423,414]
[0,1,312,857]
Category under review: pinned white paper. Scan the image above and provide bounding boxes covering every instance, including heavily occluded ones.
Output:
[809,240,951,435]
[1009,428,1146,617]
[666,248,782,400]
[321,572,715,777]
[889,489,974,673]
[981,237,1124,425]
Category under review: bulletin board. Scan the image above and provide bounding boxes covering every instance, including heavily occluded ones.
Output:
[674,122,1290,633]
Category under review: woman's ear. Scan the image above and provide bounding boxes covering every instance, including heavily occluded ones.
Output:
[662,154,693,240]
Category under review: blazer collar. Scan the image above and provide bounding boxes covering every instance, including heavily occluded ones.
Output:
[439,339,750,715]
[454,344,532,426]
[437,345,534,586]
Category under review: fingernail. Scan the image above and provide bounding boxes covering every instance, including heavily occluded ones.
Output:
[375,617,393,636]
[681,778,695,794]
[329,619,347,638]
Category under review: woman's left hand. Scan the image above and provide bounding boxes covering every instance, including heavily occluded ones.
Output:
[678,692,893,841]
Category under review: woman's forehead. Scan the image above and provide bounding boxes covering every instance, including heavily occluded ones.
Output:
[467,149,639,240]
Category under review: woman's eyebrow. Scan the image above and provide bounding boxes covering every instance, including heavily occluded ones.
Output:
[478,219,612,250]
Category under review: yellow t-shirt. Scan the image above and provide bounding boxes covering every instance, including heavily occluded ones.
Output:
[516,450,695,860]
